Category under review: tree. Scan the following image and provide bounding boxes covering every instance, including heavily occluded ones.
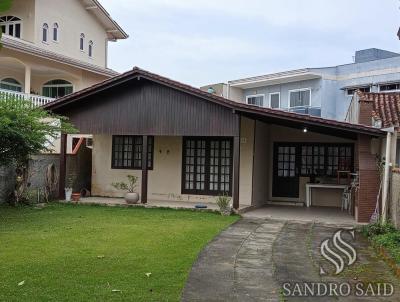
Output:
[0,97,76,203]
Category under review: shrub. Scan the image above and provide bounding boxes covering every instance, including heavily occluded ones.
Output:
[216,195,231,210]
[361,221,396,237]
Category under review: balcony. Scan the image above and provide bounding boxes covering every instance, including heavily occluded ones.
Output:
[288,106,322,117]
[0,88,55,107]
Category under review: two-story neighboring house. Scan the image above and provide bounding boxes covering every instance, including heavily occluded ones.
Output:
[0,0,128,107]
[202,48,400,121]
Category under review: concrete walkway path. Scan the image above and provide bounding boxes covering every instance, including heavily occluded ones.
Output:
[181,219,284,302]
[182,218,400,302]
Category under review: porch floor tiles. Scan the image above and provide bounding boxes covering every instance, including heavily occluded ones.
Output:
[242,205,356,226]
[64,197,222,211]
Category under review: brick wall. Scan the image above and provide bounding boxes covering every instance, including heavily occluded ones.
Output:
[357,134,380,222]
[358,101,373,126]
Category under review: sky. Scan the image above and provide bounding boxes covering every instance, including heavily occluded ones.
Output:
[101,0,400,87]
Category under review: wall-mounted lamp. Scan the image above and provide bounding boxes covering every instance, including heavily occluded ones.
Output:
[303,127,308,133]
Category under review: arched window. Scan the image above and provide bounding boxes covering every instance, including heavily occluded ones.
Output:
[42,23,48,42]
[42,79,73,98]
[0,16,22,38]
[88,40,93,57]
[53,23,58,41]
[80,33,85,51]
[0,78,22,92]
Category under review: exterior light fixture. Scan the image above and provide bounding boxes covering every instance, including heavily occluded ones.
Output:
[303,127,308,133]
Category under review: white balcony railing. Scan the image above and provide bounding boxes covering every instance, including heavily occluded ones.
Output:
[0,88,55,107]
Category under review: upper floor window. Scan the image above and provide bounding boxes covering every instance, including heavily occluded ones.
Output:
[80,33,85,51]
[0,78,22,92]
[289,88,311,108]
[53,23,58,41]
[379,83,400,92]
[0,16,21,38]
[88,40,93,57]
[269,92,280,109]
[246,94,264,107]
[42,23,48,42]
[346,86,370,96]
[42,79,73,98]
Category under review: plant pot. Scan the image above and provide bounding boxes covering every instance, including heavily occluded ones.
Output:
[220,207,231,216]
[65,188,73,201]
[125,192,140,204]
[71,193,81,202]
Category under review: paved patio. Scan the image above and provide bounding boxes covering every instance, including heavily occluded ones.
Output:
[243,205,357,225]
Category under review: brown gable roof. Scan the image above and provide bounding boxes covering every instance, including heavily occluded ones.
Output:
[358,91,400,128]
[43,67,384,137]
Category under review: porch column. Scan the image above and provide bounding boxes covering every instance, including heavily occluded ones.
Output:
[141,135,148,204]
[233,115,241,210]
[58,133,67,199]
[24,65,31,95]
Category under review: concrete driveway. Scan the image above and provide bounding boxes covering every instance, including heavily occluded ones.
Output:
[182,218,400,302]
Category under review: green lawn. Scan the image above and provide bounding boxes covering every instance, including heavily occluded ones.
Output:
[0,203,238,301]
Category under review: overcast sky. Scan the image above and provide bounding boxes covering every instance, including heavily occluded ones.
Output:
[101,0,400,87]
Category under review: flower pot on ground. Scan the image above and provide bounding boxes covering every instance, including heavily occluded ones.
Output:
[71,192,81,202]
[112,175,140,204]
[216,195,232,216]
[65,188,73,202]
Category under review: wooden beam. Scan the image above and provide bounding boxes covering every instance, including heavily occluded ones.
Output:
[141,135,148,204]
[233,115,241,209]
[58,133,67,199]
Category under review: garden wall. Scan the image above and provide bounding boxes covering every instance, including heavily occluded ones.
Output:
[390,170,400,228]
[0,166,15,203]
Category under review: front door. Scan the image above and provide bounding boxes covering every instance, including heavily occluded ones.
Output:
[272,143,299,198]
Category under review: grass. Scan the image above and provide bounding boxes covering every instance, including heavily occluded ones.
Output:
[0,203,239,301]
[362,221,400,264]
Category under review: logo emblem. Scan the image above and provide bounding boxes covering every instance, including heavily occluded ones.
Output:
[320,229,357,275]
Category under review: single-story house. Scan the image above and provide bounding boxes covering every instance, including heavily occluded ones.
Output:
[44,68,385,223]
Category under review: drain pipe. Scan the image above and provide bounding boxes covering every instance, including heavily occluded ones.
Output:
[382,127,395,224]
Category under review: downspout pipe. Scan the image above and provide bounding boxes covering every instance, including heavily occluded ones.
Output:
[382,127,395,224]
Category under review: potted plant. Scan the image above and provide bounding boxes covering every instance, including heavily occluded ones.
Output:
[65,175,74,202]
[112,175,140,204]
[216,194,232,216]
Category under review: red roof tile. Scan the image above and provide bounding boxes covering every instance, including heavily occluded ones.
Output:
[358,91,400,128]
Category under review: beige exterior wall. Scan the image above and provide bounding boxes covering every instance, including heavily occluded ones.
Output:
[3,0,36,42]
[91,131,255,207]
[0,48,108,94]
[34,0,108,68]
[239,117,255,206]
[3,0,108,67]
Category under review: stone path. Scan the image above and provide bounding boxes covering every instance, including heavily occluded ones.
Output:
[182,218,400,302]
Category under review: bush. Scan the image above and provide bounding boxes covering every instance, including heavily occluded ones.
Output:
[361,221,396,237]
[362,221,400,264]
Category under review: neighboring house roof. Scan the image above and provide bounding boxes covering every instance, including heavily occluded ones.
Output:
[358,91,400,128]
[43,67,384,137]
[1,35,119,77]
[82,0,128,40]
[228,68,322,89]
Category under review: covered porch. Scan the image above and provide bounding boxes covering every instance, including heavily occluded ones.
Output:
[44,68,385,223]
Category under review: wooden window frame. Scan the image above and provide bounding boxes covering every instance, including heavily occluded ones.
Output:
[111,135,154,170]
[297,143,354,177]
[181,137,233,196]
